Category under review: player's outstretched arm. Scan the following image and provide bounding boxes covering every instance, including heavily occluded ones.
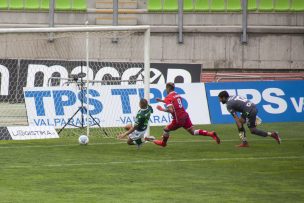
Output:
[156,105,174,114]
[232,113,243,130]
[156,98,165,103]
[117,125,137,139]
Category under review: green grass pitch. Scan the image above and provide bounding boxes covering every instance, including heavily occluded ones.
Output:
[0,122,303,203]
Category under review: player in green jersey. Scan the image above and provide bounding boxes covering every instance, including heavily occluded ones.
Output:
[117,98,154,148]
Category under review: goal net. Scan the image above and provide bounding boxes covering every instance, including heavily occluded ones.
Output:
[0,26,150,143]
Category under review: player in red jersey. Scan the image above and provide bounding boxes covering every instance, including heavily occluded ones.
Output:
[153,82,220,147]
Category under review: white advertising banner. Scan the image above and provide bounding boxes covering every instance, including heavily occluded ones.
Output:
[23,83,210,129]
[7,126,59,140]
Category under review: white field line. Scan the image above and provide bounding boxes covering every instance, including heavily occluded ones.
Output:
[2,156,304,169]
[0,137,303,149]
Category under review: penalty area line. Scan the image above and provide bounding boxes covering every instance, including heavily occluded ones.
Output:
[2,156,304,169]
[0,137,303,149]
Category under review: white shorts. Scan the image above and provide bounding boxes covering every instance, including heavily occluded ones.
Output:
[129,130,146,141]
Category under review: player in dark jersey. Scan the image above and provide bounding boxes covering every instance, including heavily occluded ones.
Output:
[218,91,281,147]
[117,98,153,149]
[153,82,220,147]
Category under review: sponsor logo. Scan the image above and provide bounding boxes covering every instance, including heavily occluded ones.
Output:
[0,60,201,100]
[7,126,59,140]
[24,83,210,128]
[206,81,304,123]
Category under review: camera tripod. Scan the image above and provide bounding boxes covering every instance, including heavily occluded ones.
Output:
[57,71,108,136]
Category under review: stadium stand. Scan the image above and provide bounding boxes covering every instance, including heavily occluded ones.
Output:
[210,0,225,12]
[258,0,274,12]
[194,0,209,11]
[163,0,178,12]
[72,0,87,11]
[25,0,40,10]
[291,0,304,11]
[146,0,304,12]
[96,0,137,9]
[0,0,87,11]
[274,0,290,12]
[248,0,257,11]
[147,0,162,12]
[227,0,242,12]
[0,0,8,9]
[10,0,24,10]
[184,0,194,12]
[41,0,50,10]
[55,0,71,11]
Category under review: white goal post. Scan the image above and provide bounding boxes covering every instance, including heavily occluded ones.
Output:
[0,26,150,140]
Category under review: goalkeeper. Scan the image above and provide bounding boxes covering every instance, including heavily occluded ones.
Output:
[218,91,281,147]
[117,98,153,149]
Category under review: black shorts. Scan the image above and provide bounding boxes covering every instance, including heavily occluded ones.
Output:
[241,108,258,128]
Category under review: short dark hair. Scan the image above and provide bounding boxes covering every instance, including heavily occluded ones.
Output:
[140,98,148,108]
[218,91,229,98]
[166,82,175,91]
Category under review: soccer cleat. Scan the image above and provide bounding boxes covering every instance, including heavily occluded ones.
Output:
[153,140,167,147]
[144,135,156,142]
[236,142,249,147]
[270,132,281,144]
[209,131,221,144]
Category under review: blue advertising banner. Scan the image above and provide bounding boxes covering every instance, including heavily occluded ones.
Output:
[205,80,304,124]
[23,83,211,129]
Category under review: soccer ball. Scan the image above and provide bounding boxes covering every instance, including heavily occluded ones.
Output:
[78,135,89,145]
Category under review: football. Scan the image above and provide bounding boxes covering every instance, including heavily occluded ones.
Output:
[78,135,89,145]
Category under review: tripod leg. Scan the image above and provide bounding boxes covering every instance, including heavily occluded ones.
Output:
[82,106,108,137]
[58,108,82,134]
[88,114,109,137]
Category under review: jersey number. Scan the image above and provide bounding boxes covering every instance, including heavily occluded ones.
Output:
[177,98,183,108]
[235,96,252,107]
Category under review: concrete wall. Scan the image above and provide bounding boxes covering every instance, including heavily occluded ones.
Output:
[149,33,304,69]
[0,32,303,70]
[1,12,304,26]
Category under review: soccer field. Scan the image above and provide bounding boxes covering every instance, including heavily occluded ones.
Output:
[0,122,303,203]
